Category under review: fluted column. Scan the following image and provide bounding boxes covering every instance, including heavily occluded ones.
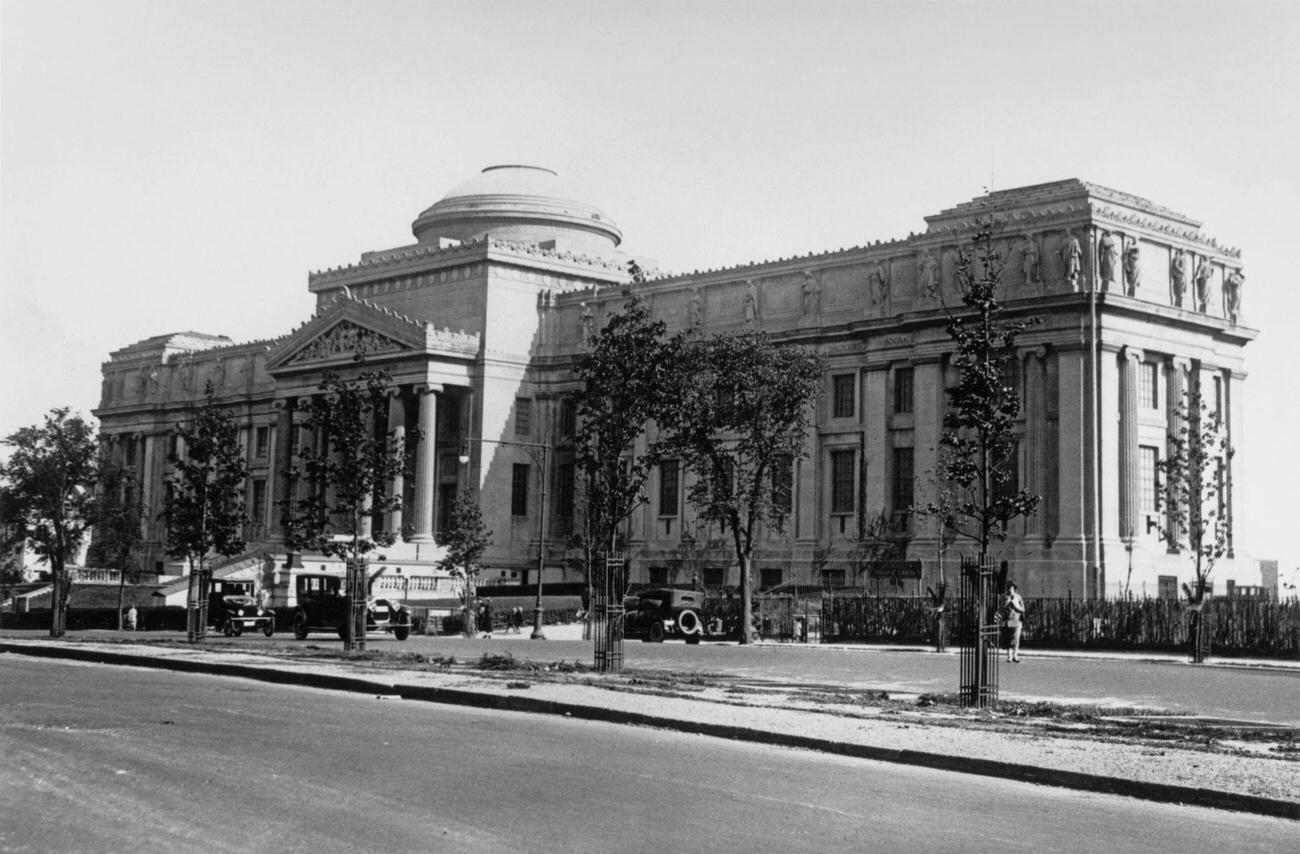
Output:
[385,389,407,536]
[1119,347,1144,543]
[1166,357,1191,548]
[409,385,440,543]
[1023,347,1048,537]
[358,404,376,541]
[271,401,293,541]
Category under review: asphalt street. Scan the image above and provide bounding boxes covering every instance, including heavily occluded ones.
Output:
[1,657,1294,854]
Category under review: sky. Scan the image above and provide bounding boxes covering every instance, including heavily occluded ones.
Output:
[2,0,1298,573]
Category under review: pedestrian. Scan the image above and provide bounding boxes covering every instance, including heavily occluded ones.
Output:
[481,599,494,638]
[512,606,523,633]
[1003,583,1025,663]
[124,605,138,632]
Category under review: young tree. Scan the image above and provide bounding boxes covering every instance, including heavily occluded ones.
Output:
[86,458,145,631]
[281,369,413,650]
[919,226,1040,564]
[437,488,493,637]
[571,284,683,557]
[165,383,248,642]
[0,408,98,637]
[660,332,824,644]
[1157,391,1233,661]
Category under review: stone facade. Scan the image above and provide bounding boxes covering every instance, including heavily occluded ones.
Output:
[95,169,1258,600]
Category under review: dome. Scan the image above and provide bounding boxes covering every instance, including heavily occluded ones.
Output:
[411,165,622,250]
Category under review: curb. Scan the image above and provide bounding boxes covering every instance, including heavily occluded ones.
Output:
[4,642,1296,821]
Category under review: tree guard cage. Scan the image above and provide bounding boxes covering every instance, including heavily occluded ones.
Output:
[957,556,1000,707]
[346,558,367,651]
[592,554,626,673]
[186,568,211,643]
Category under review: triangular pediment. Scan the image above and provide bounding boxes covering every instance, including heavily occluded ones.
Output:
[266,299,426,372]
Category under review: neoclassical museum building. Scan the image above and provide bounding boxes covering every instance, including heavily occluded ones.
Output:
[94,165,1259,604]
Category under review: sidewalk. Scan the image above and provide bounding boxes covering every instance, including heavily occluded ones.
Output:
[1,635,1295,821]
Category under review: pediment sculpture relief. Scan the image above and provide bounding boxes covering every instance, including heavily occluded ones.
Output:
[289,321,403,365]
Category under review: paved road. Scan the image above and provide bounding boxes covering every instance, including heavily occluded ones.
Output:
[1,658,1292,853]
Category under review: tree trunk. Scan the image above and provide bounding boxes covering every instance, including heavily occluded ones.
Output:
[117,573,126,632]
[738,552,753,645]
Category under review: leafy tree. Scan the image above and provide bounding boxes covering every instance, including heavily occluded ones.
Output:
[165,383,248,642]
[919,226,1040,565]
[660,332,824,644]
[437,488,493,636]
[571,282,683,557]
[86,457,145,631]
[281,369,413,650]
[1157,391,1233,607]
[0,408,98,637]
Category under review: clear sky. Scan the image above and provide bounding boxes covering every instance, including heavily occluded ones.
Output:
[3,0,1298,573]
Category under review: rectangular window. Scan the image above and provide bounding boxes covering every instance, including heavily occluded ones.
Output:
[830,449,856,514]
[702,566,726,588]
[560,397,577,437]
[515,398,532,436]
[892,447,914,515]
[658,459,679,517]
[1139,445,1158,514]
[1139,362,1158,409]
[1157,575,1178,599]
[771,455,793,517]
[1214,375,1223,418]
[760,568,783,590]
[648,566,669,586]
[821,569,846,588]
[555,462,575,522]
[251,479,267,523]
[832,374,855,419]
[511,464,530,516]
[894,367,914,414]
[255,426,270,458]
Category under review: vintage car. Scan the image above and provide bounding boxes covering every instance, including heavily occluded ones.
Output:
[291,573,412,641]
[623,588,705,644]
[208,580,275,637]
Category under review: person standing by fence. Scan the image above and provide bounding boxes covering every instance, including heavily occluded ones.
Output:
[1003,583,1025,663]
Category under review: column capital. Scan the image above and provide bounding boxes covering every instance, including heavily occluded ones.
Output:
[296,396,314,408]
[413,383,444,396]
[272,398,291,411]
[1170,355,1193,372]
[1019,345,1048,361]
[1122,345,1144,364]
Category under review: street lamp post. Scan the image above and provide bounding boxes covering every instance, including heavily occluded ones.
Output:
[459,437,550,640]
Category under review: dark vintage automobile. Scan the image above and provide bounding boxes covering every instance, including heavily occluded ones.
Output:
[624,588,706,644]
[291,573,412,641]
[208,580,275,637]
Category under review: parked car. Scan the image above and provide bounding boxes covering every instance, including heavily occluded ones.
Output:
[208,580,275,637]
[624,588,705,644]
[291,573,411,641]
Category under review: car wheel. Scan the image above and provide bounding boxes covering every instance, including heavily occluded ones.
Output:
[677,609,701,635]
[222,621,234,637]
[230,622,242,637]
[648,622,665,643]
[685,633,701,645]
[263,620,275,638]
[293,611,308,640]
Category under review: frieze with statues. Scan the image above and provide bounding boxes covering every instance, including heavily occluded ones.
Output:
[290,321,403,365]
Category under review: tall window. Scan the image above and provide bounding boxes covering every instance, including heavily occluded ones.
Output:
[515,398,532,436]
[832,375,855,419]
[771,454,793,517]
[251,479,267,524]
[1139,445,1159,514]
[830,449,855,514]
[894,367,914,414]
[1139,362,1158,409]
[555,462,575,523]
[255,426,269,458]
[659,459,680,517]
[892,447,914,515]
[559,397,577,437]
[511,463,530,516]
[760,568,783,590]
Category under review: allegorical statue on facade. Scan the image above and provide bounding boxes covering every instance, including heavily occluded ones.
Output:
[802,271,820,317]
[580,301,594,342]
[1122,236,1141,295]
[1194,256,1212,312]
[1019,234,1039,288]
[1224,268,1244,323]
[689,287,704,331]
[1059,231,1083,291]
[871,260,891,307]
[1098,231,1118,290]
[744,279,760,326]
[917,249,939,301]
[1170,249,1188,307]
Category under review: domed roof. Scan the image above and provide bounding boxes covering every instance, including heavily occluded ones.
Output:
[412,165,622,250]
